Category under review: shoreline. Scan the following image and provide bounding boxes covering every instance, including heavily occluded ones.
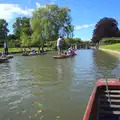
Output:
[0,50,51,55]
[100,48,120,56]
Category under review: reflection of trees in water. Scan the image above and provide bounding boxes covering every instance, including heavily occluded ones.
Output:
[94,50,119,78]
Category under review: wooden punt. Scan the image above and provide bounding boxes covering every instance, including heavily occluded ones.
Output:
[6,55,13,59]
[22,52,46,56]
[22,53,29,56]
[53,53,77,59]
[0,58,8,63]
[83,78,120,120]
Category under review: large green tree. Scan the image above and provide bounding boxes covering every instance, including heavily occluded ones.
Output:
[13,17,22,39]
[0,19,9,46]
[31,4,74,50]
[92,17,119,44]
[13,17,32,46]
[20,17,32,47]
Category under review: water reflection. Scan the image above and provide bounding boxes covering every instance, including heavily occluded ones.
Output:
[95,50,120,78]
[71,50,96,92]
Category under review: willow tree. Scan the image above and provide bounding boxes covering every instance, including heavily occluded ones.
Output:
[31,4,74,51]
[31,16,52,51]
[20,32,31,47]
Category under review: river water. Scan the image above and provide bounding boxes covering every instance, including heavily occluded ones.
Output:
[0,50,120,120]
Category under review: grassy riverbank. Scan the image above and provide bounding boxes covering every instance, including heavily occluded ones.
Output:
[100,43,120,51]
[0,48,22,53]
[0,47,53,53]
[100,43,120,56]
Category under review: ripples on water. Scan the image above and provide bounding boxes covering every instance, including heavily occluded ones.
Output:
[0,50,120,120]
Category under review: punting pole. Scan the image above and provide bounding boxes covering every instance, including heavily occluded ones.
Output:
[105,78,111,105]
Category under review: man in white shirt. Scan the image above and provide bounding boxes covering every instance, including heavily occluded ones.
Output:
[57,36,64,56]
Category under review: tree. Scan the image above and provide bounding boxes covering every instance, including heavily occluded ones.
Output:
[20,32,31,47]
[31,18,50,50]
[7,34,17,48]
[92,17,119,43]
[31,4,74,50]
[7,34,16,41]
[65,38,82,45]
[13,17,32,47]
[20,17,32,47]
[57,7,74,37]
[21,17,32,36]
[116,30,120,37]
[0,19,9,47]
[13,17,22,39]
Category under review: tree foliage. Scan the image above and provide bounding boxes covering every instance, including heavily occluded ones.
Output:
[20,17,32,36]
[116,30,120,37]
[0,19,9,46]
[31,4,74,49]
[92,17,119,43]
[65,38,82,45]
[7,34,17,41]
[13,17,32,46]
[101,37,120,45]
[20,32,31,47]
[13,17,22,39]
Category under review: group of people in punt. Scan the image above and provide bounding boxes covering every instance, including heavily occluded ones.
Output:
[57,36,76,56]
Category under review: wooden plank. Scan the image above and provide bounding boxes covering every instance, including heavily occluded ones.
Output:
[103,90,120,93]
[100,104,120,108]
[100,110,120,115]
[101,94,120,98]
[100,98,120,103]
[96,96,101,120]
[99,116,119,120]
[99,114,120,118]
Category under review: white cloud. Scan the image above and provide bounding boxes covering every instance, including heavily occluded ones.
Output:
[74,24,95,30]
[36,2,56,8]
[36,2,45,8]
[50,0,56,4]
[0,4,34,21]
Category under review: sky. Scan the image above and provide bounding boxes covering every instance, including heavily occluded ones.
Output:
[0,0,120,40]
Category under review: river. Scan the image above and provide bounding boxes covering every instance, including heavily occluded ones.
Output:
[0,50,120,120]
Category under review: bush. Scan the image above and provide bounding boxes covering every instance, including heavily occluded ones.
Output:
[8,39,21,48]
[102,37,120,45]
[8,40,15,48]
[46,41,57,50]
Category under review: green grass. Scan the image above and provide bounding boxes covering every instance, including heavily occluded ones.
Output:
[0,47,53,53]
[0,48,22,53]
[100,43,120,51]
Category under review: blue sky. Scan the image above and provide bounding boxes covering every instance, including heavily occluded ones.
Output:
[0,0,120,40]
